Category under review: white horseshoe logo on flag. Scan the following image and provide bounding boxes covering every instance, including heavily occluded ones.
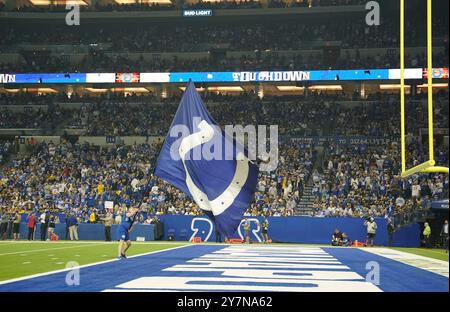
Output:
[178,120,250,216]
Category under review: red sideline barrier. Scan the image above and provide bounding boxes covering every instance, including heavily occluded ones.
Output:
[352,240,365,247]
[225,238,243,243]
[191,237,202,243]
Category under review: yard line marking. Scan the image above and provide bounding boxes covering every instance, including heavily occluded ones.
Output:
[108,246,381,292]
[0,244,191,285]
[0,244,103,256]
[22,262,31,265]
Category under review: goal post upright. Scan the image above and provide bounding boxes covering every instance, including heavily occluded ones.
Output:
[399,0,448,178]
[426,0,434,164]
[400,0,406,175]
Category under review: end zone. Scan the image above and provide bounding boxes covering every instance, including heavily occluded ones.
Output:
[0,244,447,292]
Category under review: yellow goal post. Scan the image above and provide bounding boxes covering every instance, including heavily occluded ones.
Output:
[399,0,449,178]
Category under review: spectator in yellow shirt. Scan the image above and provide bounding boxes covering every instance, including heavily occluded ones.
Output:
[423,222,431,248]
[89,211,96,223]
[97,182,105,195]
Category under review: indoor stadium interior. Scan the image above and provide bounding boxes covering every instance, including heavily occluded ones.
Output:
[0,0,448,294]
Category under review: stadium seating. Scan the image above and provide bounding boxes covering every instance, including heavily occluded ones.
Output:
[0,0,448,231]
[1,1,448,73]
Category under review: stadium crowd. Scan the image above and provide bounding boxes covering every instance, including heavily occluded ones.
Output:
[0,137,447,226]
[0,141,12,165]
[0,89,448,225]
[0,104,75,130]
[2,48,448,73]
[2,16,446,52]
[246,142,316,217]
[0,139,317,223]
[1,92,448,139]
[311,143,448,220]
[1,1,447,73]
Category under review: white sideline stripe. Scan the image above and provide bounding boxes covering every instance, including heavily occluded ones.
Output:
[0,244,102,256]
[417,249,450,256]
[361,247,449,277]
[0,244,191,286]
[0,240,188,245]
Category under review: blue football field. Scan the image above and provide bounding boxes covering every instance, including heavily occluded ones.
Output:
[0,243,447,292]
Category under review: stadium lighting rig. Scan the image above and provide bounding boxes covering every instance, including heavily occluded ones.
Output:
[399,0,449,178]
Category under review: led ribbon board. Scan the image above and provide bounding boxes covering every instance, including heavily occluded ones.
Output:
[0,68,448,84]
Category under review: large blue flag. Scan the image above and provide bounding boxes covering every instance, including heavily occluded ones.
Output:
[154,81,259,236]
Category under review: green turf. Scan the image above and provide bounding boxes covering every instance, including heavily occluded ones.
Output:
[390,247,449,262]
[0,241,187,282]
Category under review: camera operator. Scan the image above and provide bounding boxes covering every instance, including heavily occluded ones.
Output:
[101,210,114,242]
[441,219,448,253]
[364,217,377,247]
[387,218,395,247]
[341,232,350,246]
[332,229,343,246]
[0,209,9,240]
[242,217,250,244]
[261,217,270,243]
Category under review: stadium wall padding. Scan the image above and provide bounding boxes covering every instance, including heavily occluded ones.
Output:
[16,215,420,246]
[18,224,155,241]
[158,215,421,247]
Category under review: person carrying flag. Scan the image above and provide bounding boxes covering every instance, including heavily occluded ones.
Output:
[117,206,139,259]
[154,81,259,238]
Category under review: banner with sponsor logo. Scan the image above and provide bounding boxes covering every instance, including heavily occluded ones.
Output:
[289,136,400,146]
[182,9,213,17]
[423,67,449,79]
[115,72,140,83]
[430,199,449,210]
